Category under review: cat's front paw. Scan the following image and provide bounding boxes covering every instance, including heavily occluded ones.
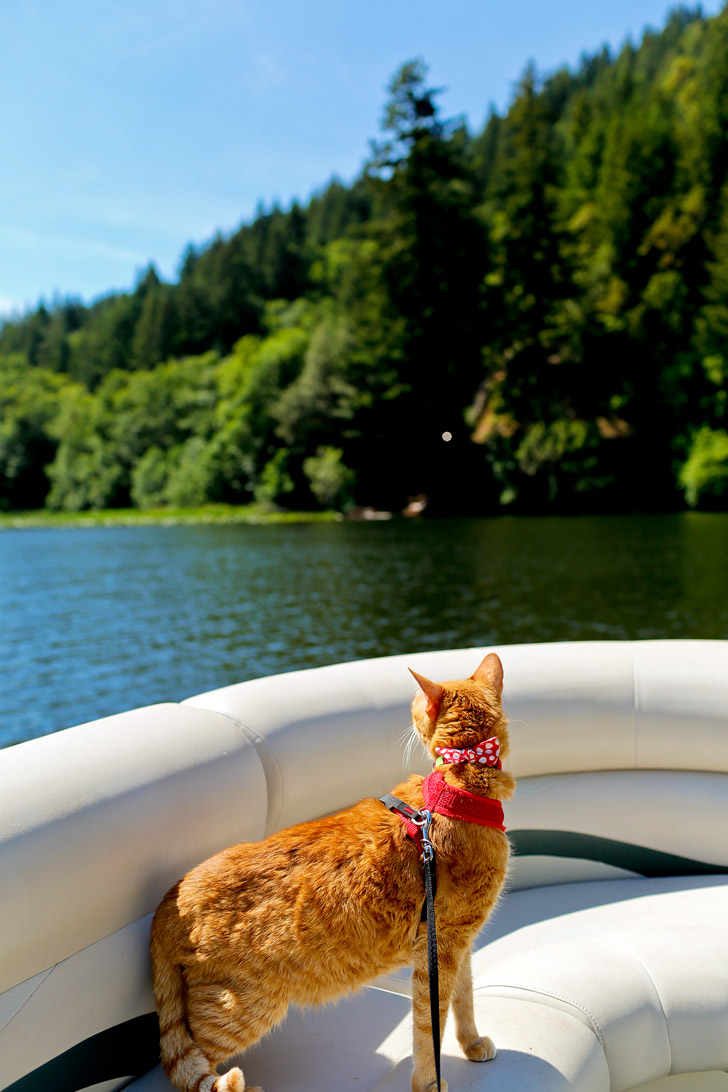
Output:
[462,1034,496,1062]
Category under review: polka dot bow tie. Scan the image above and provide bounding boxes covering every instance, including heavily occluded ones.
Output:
[434,736,501,769]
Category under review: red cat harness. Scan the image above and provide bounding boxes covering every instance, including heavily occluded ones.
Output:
[383,769,506,853]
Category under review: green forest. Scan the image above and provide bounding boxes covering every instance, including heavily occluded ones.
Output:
[2,5,728,516]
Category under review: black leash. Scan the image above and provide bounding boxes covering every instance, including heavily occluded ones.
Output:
[379,795,441,1092]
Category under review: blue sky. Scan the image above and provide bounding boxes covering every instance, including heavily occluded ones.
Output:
[1,0,723,318]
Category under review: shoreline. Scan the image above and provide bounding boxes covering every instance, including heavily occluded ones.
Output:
[1,506,724,531]
[0,504,342,530]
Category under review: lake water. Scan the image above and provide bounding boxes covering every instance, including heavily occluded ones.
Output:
[1,513,727,749]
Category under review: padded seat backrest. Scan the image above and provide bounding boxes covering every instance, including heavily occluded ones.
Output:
[185,640,728,836]
[0,702,266,994]
[0,702,267,1092]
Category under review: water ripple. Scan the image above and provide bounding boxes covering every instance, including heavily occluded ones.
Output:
[1,514,727,747]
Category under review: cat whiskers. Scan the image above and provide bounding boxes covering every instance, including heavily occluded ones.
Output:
[399,720,425,772]
[395,722,412,768]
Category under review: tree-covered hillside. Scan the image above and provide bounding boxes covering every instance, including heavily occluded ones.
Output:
[2,5,728,515]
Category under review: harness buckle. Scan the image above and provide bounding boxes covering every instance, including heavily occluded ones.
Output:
[410,807,432,830]
[411,808,434,862]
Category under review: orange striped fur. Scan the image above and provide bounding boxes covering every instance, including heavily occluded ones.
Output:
[150,653,514,1092]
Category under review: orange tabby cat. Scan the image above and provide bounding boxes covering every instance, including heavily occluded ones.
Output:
[150,653,514,1092]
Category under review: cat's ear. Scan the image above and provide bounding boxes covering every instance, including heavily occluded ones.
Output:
[409,669,444,721]
[471,652,503,694]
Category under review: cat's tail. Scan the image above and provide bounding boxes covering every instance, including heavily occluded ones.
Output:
[151,913,245,1092]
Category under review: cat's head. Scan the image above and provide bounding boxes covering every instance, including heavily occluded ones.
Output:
[409,653,510,767]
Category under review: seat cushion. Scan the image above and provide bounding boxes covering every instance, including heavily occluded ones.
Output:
[126,875,728,1092]
[473,876,728,1092]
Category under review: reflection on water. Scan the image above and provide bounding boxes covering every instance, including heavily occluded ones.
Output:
[1,514,726,747]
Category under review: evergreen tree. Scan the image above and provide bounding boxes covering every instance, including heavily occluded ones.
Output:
[362,60,490,509]
[131,278,176,369]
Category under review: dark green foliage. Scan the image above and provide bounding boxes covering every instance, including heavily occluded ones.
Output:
[357,59,491,509]
[0,354,81,510]
[306,178,372,248]
[3,6,728,514]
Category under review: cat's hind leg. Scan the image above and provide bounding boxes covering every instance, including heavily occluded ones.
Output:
[197,1072,244,1092]
[186,976,289,1092]
[205,1070,263,1092]
[450,949,495,1063]
[193,1069,265,1092]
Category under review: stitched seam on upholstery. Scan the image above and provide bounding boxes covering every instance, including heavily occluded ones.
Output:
[236,720,284,834]
[612,936,672,1072]
[477,981,606,1051]
[205,710,284,835]
[0,968,53,1035]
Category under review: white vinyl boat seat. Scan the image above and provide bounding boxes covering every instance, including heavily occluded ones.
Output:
[126,874,728,1092]
[2,640,728,1092]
